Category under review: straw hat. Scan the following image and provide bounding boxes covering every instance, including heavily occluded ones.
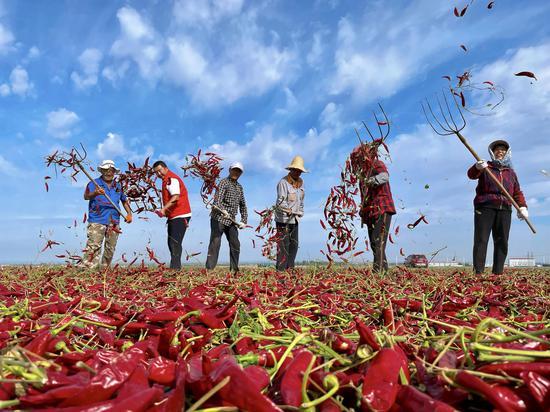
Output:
[489,140,510,152]
[285,156,308,173]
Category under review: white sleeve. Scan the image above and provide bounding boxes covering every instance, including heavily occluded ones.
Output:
[166,178,180,196]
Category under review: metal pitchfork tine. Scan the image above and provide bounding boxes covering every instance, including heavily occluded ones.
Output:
[422,90,536,234]
[73,143,129,220]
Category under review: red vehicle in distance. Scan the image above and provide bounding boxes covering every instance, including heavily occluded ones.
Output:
[404,254,429,268]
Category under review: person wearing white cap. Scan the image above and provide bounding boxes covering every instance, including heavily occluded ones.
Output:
[206,161,248,273]
[82,160,133,268]
[275,156,306,271]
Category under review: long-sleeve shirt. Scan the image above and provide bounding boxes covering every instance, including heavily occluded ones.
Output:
[275,177,305,224]
[467,161,526,210]
[359,160,396,220]
[211,177,247,226]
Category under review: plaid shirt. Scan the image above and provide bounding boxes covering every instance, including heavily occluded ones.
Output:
[467,162,526,209]
[359,160,396,220]
[211,177,248,226]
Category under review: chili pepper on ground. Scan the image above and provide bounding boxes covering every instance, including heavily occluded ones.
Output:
[477,362,550,378]
[148,356,176,386]
[208,356,282,412]
[59,347,145,407]
[361,346,409,411]
[355,317,381,351]
[396,385,457,411]
[455,371,527,412]
[520,371,550,409]
[148,359,187,412]
[280,349,315,406]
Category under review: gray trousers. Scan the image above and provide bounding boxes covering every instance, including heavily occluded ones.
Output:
[205,218,240,272]
[366,213,392,273]
[276,222,299,271]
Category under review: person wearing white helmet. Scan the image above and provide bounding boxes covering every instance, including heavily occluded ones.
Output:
[205,161,248,273]
[82,160,133,268]
[275,155,306,271]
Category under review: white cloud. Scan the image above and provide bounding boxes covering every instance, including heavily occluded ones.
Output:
[172,0,244,28]
[46,108,80,139]
[27,46,40,59]
[164,33,293,107]
[96,132,127,159]
[102,61,130,84]
[109,7,164,80]
[8,66,33,97]
[306,30,325,67]
[0,154,18,175]
[0,83,9,96]
[0,23,14,54]
[71,48,103,90]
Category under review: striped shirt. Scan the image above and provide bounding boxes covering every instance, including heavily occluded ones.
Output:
[211,177,248,226]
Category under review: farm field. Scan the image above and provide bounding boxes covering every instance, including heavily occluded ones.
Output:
[0,265,548,411]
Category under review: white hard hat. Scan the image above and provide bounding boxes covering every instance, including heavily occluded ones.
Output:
[98,159,120,172]
[229,161,244,173]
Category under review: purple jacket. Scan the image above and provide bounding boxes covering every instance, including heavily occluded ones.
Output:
[467,161,526,210]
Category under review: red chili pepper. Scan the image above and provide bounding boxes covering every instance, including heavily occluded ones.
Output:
[280,349,315,407]
[361,347,409,411]
[477,362,550,378]
[59,347,145,407]
[148,356,176,386]
[24,330,54,357]
[455,371,526,412]
[148,359,187,412]
[396,385,456,411]
[520,371,550,409]
[244,365,271,392]
[208,357,282,411]
[354,317,381,351]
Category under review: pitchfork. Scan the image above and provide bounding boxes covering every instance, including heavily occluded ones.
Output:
[73,144,129,221]
[422,92,536,234]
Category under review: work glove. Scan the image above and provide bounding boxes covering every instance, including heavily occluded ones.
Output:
[475,160,488,170]
[154,209,165,218]
[124,213,133,223]
[366,177,377,186]
[237,222,246,229]
[221,209,231,219]
[517,207,528,220]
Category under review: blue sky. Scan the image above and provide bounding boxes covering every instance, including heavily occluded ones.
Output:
[1,0,549,265]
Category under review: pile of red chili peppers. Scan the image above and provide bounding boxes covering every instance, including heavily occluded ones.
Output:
[0,265,548,411]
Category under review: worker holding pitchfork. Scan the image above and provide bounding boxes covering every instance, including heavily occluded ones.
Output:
[353,144,396,274]
[153,160,192,270]
[468,140,528,275]
[205,162,248,273]
[82,160,133,268]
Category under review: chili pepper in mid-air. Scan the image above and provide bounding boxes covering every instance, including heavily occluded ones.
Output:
[361,347,410,411]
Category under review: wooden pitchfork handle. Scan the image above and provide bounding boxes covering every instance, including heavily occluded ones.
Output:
[75,159,128,221]
[455,131,536,234]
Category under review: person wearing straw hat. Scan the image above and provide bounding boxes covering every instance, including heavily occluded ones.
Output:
[468,139,528,275]
[206,161,248,273]
[275,156,306,271]
[153,160,192,270]
[82,160,133,268]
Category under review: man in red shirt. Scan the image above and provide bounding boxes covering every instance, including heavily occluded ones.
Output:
[153,160,192,270]
[353,145,396,274]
